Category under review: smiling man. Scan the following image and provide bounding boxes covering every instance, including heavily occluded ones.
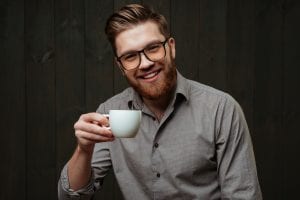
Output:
[58,4,262,200]
[115,20,177,118]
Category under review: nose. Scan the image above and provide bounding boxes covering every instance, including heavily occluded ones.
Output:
[138,52,154,69]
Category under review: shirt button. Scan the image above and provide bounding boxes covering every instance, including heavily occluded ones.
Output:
[156,173,160,178]
[154,143,159,148]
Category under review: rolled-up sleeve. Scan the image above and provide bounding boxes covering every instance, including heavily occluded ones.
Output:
[58,142,112,200]
[58,164,97,200]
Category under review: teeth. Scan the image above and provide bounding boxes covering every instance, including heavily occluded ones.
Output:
[144,72,157,79]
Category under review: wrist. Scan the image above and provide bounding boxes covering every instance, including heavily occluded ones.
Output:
[77,144,95,155]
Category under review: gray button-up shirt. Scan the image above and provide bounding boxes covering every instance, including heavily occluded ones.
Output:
[58,72,262,200]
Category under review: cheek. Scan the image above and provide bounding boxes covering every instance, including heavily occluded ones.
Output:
[124,71,139,84]
[124,70,136,77]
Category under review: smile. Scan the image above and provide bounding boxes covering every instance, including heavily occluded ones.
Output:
[140,70,161,82]
[144,71,158,79]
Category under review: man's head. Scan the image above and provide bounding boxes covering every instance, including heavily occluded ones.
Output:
[105,4,170,51]
[105,4,177,101]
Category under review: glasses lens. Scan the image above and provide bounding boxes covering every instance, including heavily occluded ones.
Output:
[145,43,165,61]
[120,53,140,70]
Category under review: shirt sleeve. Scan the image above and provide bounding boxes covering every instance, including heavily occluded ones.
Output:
[216,95,262,199]
[57,164,96,200]
[57,104,113,200]
[57,142,112,200]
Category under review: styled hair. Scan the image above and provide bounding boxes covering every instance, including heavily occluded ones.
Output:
[105,4,170,51]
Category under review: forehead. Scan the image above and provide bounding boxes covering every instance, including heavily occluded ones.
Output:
[115,21,165,56]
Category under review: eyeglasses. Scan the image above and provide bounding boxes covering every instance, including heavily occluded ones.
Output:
[116,38,169,71]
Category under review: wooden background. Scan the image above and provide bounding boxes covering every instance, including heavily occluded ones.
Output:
[1,0,299,199]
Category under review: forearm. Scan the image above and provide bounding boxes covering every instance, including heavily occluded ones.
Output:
[58,111,113,199]
[68,145,94,191]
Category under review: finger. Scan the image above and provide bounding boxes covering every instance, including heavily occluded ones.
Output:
[74,120,112,137]
[80,113,109,126]
[76,130,115,142]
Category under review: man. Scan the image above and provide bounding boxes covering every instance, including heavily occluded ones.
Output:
[58,4,262,200]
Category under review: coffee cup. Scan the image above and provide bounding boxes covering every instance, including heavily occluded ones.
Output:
[107,110,141,138]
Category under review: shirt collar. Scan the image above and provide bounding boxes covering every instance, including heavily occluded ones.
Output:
[175,71,190,102]
[128,70,190,110]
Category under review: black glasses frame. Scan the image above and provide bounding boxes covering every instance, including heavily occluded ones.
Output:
[116,38,170,71]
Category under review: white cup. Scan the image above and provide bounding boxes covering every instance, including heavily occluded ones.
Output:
[108,110,141,138]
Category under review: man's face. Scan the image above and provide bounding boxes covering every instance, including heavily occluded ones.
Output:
[115,21,177,100]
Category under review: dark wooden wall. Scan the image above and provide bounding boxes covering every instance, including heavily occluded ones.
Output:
[1,0,299,199]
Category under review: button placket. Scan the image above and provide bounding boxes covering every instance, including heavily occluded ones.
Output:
[152,140,161,179]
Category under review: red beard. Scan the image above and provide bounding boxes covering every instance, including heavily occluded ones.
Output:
[126,57,177,100]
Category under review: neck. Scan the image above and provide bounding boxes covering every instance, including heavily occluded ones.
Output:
[142,88,175,121]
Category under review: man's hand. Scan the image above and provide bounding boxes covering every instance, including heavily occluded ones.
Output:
[67,112,114,191]
[74,112,114,152]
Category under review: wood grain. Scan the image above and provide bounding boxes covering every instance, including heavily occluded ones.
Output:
[1,0,300,199]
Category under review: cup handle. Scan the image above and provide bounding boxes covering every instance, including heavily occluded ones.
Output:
[102,114,110,130]
[102,114,109,118]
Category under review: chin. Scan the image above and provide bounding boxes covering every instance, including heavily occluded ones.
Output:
[140,88,165,100]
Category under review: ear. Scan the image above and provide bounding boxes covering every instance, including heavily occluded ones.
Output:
[168,37,176,59]
[114,57,125,76]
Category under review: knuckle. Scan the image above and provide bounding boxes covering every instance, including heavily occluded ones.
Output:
[74,129,82,136]
[74,120,82,130]
[74,121,79,129]
[79,113,86,119]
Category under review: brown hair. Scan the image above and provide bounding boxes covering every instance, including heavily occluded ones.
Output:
[105,4,170,51]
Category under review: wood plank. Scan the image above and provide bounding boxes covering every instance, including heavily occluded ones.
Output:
[54,0,86,192]
[171,0,201,81]
[25,0,56,199]
[253,1,285,199]
[0,0,26,199]
[282,0,300,198]
[226,1,255,136]
[85,0,114,112]
[198,0,227,91]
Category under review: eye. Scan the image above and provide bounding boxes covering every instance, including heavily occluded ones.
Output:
[146,44,161,53]
[122,53,138,62]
